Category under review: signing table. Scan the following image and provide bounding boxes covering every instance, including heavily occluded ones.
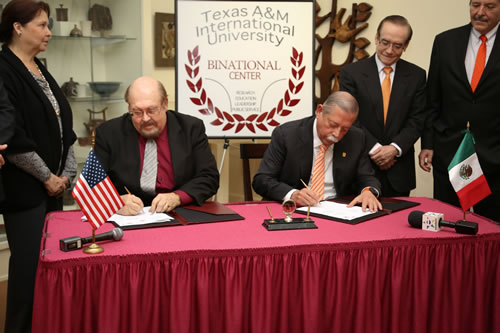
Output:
[32,197,499,333]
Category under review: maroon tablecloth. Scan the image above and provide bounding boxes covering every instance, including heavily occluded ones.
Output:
[32,197,500,333]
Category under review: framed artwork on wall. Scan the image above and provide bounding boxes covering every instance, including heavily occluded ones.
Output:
[154,12,175,67]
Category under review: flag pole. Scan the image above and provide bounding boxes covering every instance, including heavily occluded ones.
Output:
[83,129,105,254]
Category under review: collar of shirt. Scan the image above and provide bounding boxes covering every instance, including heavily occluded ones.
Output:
[375,55,396,86]
[471,22,499,45]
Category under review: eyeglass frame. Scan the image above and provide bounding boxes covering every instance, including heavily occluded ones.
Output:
[377,38,407,52]
[128,103,167,119]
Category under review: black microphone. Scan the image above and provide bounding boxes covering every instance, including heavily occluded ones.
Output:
[408,210,478,235]
[59,228,124,252]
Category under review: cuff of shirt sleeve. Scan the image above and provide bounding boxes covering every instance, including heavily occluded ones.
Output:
[283,189,297,201]
[390,143,402,157]
[174,190,193,205]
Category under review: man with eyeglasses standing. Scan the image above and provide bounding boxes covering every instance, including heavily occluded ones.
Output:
[339,15,426,197]
[95,76,219,215]
[419,0,500,221]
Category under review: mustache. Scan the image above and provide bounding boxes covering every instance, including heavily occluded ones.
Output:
[140,119,156,128]
[473,15,489,23]
[326,136,339,143]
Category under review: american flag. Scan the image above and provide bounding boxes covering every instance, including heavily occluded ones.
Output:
[72,149,124,229]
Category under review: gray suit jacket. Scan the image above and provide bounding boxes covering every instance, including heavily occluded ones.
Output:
[339,56,426,193]
[252,116,380,201]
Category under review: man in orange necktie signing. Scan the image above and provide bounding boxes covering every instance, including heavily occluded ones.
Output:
[253,91,382,212]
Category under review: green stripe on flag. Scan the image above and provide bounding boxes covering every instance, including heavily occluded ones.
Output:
[447,131,476,172]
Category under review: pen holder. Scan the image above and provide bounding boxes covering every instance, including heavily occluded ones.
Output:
[262,217,318,231]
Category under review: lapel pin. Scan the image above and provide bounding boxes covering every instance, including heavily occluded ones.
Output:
[342,152,347,157]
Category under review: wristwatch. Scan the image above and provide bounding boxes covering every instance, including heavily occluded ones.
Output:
[362,186,379,198]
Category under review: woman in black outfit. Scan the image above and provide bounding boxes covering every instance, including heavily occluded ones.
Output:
[0,1,77,331]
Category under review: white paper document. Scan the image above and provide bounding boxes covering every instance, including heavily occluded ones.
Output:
[107,207,174,227]
[296,200,373,221]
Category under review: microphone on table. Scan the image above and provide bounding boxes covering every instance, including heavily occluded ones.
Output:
[408,210,478,235]
[59,228,124,252]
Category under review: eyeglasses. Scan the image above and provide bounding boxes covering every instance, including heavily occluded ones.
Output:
[379,39,405,52]
[129,108,162,118]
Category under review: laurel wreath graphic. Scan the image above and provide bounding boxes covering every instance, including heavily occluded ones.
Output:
[185,46,305,133]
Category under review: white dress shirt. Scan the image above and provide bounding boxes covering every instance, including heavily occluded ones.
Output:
[465,23,498,84]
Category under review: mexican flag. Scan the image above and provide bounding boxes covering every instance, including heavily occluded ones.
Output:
[448,130,491,212]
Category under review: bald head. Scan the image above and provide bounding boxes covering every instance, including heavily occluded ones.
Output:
[125,76,168,105]
[126,76,169,139]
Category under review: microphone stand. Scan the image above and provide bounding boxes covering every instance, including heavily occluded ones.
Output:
[83,129,104,254]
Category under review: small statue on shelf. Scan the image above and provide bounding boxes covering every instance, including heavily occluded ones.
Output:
[61,77,79,97]
[70,24,82,37]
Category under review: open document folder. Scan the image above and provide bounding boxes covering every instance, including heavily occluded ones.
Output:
[107,202,244,230]
[296,197,420,224]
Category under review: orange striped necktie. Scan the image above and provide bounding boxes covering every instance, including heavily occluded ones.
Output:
[310,144,328,200]
[471,35,487,92]
[382,66,392,125]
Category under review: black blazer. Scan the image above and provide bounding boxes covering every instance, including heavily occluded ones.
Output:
[422,24,500,193]
[95,111,219,206]
[339,56,426,193]
[0,46,76,213]
[0,77,15,202]
[252,116,380,201]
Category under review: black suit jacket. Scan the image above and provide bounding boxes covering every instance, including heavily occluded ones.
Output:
[422,24,500,194]
[95,111,219,206]
[0,46,76,213]
[252,116,380,201]
[339,56,426,193]
[0,78,15,202]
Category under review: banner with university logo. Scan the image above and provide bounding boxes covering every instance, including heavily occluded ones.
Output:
[176,0,314,137]
[448,129,491,212]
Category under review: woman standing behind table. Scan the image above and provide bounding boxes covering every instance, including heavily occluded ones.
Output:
[0,0,77,331]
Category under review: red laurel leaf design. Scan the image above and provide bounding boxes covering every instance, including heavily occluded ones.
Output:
[247,114,258,122]
[298,67,305,79]
[256,112,267,123]
[246,123,256,133]
[187,81,196,93]
[185,65,193,78]
[235,123,245,133]
[190,98,202,105]
[223,112,235,123]
[215,107,223,120]
[256,123,268,131]
[294,82,304,94]
[185,46,302,133]
[200,89,207,104]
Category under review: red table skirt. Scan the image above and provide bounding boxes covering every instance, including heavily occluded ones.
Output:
[34,235,499,333]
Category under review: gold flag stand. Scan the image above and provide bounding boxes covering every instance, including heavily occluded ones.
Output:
[83,129,105,254]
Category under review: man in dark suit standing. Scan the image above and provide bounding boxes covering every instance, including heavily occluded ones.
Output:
[253,91,382,212]
[0,78,15,201]
[95,76,219,215]
[419,0,500,221]
[339,15,426,197]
